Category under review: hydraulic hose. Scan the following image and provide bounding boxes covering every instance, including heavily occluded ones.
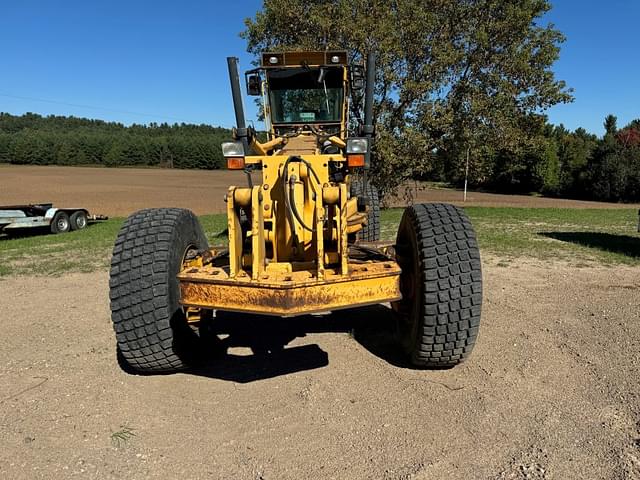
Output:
[287,176,314,232]
[282,156,321,233]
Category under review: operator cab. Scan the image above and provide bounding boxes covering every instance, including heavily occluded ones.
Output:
[245,51,356,139]
[268,67,343,126]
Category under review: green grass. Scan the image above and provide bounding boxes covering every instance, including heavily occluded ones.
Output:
[110,425,136,448]
[1,207,639,278]
[382,207,640,266]
[0,215,227,278]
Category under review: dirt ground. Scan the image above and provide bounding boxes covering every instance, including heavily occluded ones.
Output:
[1,260,639,479]
[1,164,638,217]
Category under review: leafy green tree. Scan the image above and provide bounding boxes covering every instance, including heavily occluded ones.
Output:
[0,133,12,163]
[604,114,617,136]
[104,142,126,167]
[582,116,640,202]
[243,0,573,197]
[11,131,53,165]
[554,126,597,196]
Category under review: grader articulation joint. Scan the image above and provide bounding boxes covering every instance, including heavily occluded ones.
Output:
[109,50,483,373]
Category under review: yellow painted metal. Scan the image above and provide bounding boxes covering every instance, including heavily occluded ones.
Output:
[227,186,243,277]
[178,261,401,316]
[328,136,346,149]
[260,51,347,69]
[314,174,325,280]
[184,306,202,324]
[263,155,330,264]
[251,136,284,155]
[245,152,343,165]
[177,51,399,317]
[322,186,340,205]
[251,186,265,280]
[221,148,376,285]
[233,187,252,207]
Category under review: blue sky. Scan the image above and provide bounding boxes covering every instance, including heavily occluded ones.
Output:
[544,1,640,134]
[0,1,638,135]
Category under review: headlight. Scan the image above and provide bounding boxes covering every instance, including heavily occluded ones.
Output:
[346,138,368,154]
[221,141,244,157]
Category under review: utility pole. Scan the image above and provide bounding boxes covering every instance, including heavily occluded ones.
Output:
[463,147,470,202]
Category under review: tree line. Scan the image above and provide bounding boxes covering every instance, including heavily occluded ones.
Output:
[436,114,640,203]
[2,110,639,202]
[0,112,231,169]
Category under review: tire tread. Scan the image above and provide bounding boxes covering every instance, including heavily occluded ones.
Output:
[351,179,380,242]
[109,208,205,373]
[399,203,482,367]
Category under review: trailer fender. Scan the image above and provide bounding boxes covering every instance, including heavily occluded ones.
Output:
[44,208,59,221]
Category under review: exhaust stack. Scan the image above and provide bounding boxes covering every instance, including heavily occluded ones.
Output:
[226,57,249,153]
[362,52,376,168]
[363,52,376,139]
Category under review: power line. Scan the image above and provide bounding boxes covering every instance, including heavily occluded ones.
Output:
[0,92,196,124]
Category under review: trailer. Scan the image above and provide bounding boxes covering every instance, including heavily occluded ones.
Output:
[0,203,108,235]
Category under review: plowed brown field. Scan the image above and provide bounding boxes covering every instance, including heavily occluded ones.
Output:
[1,164,637,216]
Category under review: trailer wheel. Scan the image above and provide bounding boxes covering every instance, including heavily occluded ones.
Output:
[109,208,209,373]
[350,178,380,242]
[392,203,482,368]
[50,211,71,234]
[70,210,88,231]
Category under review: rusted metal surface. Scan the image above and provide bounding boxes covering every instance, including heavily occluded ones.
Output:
[279,135,318,155]
[178,261,401,316]
[339,184,348,275]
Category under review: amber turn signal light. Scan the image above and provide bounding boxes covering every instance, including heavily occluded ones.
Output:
[347,154,365,167]
[227,157,245,170]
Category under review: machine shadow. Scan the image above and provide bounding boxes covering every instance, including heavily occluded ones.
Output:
[190,304,408,383]
[539,231,640,259]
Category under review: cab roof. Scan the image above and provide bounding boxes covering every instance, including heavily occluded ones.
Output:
[261,51,348,68]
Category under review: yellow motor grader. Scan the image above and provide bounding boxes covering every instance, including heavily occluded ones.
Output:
[109,51,483,373]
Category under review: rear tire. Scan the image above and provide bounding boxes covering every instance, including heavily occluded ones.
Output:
[109,208,209,373]
[393,203,482,368]
[350,178,380,242]
[70,210,88,231]
[50,211,70,234]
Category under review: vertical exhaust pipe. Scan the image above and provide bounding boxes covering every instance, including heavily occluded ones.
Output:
[363,52,376,138]
[227,57,249,153]
[362,52,376,169]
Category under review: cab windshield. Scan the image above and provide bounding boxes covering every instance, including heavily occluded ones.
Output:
[268,67,343,124]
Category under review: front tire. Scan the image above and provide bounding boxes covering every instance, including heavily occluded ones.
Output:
[109,208,209,373]
[393,203,482,368]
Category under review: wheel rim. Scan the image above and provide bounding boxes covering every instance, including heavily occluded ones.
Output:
[76,216,87,229]
[57,217,69,231]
